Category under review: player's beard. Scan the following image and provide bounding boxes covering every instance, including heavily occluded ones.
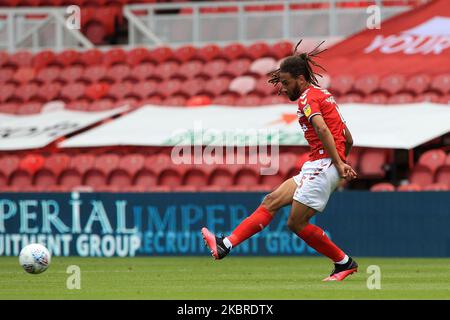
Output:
[288,83,301,101]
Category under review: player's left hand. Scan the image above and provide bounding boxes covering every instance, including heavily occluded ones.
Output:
[336,162,357,181]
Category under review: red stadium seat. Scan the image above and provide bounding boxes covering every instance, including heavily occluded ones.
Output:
[0,52,9,67]
[330,74,354,96]
[359,149,386,178]
[9,51,33,68]
[270,41,294,59]
[212,94,237,106]
[36,66,61,84]
[118,153,145,177]
[173,45,198,63]
[82,65,108,83]
[103,48,127,66]
[37,83,62,101]
[404,74,431,95]
[83,169,107,188]
[57,50,81,67]
[173,60,204,80]
[397,184,422,192]
[153,61,180,81]
[71,153,96,175]
[202,76,231,97]
[417,149,446,174]
[16,83,40,102]
[16,102,43,115]
[89,98,115,111]
[416,91,441,103]
[0,68,15,85]
[126,48,152,66]
[222,43,248,61]
[435,166,450,187]
[0,155,20,178]
[94,154,120,176]
[0,84,16,103]
[422,183,448,191]
[234,167,260,187]
[107,82,134,101]
[158,168,183,188]
[337,93,364,103]
[246,42,271,60]
[229,76,256,96]
[131,80,158,100]
[260,173,284,189]
[255,77,278,97]
[129,63,156,82]
[9,170,33,189]
[58,169,83,189]
[13,67,35,84]
[133,169,158,189]
[33,169,57,187]
[249,57,278,77]
[235,94,261,107]
[186,95,212,107]
[59,65,84,84]
[156,79,182,98]
[196,44,222,62]
[162,95,187,106]
[260,95,288,105]
[79,49,103,66]
[410,165,434,187]
[150,46,175,64]
[353,75,380,95]
[387,93,414,104]
[183,168,209,188]
[378,74,406,95]
[200,59,228,79]
[370,182,395,192]
[19,154,44,175]
[209,167,234,187]
[106,64,131,83]
[179,78,205,98]
[430,74,450,94]
[363,93,388,104]
[222,58,252,77]
[108,169,133,189]
[33,50,57,69]
[142,96,163,105]
[66,99,90,111]
[44,153,71,176]
[0,102,19,114]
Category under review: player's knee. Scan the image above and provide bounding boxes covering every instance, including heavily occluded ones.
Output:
[287,217,308,233]
[261,193,280,215]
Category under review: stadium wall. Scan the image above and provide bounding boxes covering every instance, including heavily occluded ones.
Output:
[0,192,449,257]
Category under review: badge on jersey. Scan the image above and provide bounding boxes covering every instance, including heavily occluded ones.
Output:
[303,104,311,117]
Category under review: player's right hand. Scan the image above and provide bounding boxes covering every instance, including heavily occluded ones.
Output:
[336,162,357,181]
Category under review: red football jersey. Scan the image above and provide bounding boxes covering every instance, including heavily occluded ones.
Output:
[297,85,347,162]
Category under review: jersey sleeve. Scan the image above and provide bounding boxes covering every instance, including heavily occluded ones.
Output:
[298,94,321,122]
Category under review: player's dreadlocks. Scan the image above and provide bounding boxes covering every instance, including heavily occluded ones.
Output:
[268,39,327,94]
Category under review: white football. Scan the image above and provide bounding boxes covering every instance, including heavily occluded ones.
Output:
[19,244,51,274]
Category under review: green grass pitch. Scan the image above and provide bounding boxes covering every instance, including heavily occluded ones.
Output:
[1,257,450,299]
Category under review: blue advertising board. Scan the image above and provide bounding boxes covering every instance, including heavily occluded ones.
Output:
[0,191,449,257]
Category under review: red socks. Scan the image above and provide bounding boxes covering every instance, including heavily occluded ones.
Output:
[297,224,346,263]
[227,205,273,247]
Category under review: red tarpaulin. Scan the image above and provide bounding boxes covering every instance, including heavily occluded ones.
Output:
[320,0,450,77]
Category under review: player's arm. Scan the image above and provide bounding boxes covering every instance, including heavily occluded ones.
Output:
[343,124,353,157]
[311,115,357,180]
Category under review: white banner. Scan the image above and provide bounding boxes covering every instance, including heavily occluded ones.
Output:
[57,103,450,149]
[0,106,128,151]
